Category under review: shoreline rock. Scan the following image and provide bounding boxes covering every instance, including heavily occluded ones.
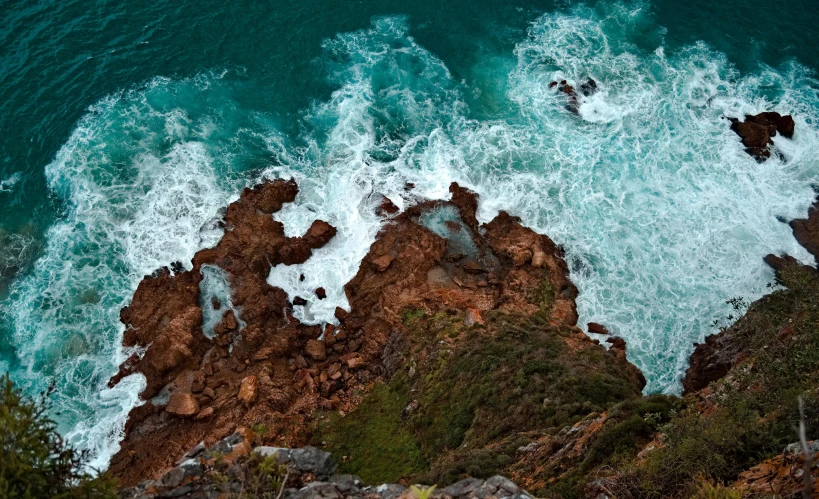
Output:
[108,178,644,488]
[728,111,795,161]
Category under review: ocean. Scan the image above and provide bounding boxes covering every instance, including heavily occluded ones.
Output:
[1,0,818,469]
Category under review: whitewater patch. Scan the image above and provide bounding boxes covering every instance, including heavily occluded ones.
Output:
[0,74,247,469]
[0,172,21,192]
[264,10,819,395]
[3,2,819,472]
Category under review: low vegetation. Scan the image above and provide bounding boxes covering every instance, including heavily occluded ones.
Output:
[314,309,644,486]
[608,264,819,497]
[0,374,118,498]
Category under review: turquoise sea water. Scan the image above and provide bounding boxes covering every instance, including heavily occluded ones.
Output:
[1,0,819,468]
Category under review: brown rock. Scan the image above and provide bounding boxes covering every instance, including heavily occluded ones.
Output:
[606,336,627,351]
[238,375,258,405]
[316,287,326,299]
[682,331,743,395]
[293,296,308,306]
[728,112,796,161]
[242,178,298,214]
[335,307,348,322]
[464,308,484,327]
[587,322,610,335]
[790,196,819,264]
[107,178,642,489]
[303,220,337,249]
[195,407,214,420]
[166,392,199,417]
[746,111,795,139]
[371,254,394,272]
[462,261,487,274]
[306,339,327,361]
[731,120,772,150]
[378,196,400,216]
[221,310,238,330]
[342,353,365,370]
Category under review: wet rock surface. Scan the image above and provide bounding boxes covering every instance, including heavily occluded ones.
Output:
[549,78,598,114]
[791,192,819,264]
[728,111,795,161]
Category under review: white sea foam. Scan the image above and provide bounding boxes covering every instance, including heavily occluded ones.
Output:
[1,74,243,469]
[0,172,21,192]
[4,4,819,471]
[266,10,819,394]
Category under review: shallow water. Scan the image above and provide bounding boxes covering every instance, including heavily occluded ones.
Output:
[1,0,818,469]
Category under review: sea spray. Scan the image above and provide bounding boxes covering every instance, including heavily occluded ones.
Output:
[1,4,818,470]
[265,9,819,395]
[0,73,251,469]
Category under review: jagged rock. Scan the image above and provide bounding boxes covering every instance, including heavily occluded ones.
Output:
[606,336,626,351]
[683,326,745,395]
[746,111,795,139]
[121,432,532,498]
[293,296,308,306]
[378,196,400,216]
[728,111,795,161]
[316,287,327,299]
[304,220,337,249]
[108,178,644,490]
[790,195,819,264]
[194,407,214,420]
[334,307,348,322]
[548,78,596,114]
[587,322,609,335]
[255,446,336,479]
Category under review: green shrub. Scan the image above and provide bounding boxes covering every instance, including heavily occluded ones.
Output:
[0,375,117,498]
[313,382,428,484]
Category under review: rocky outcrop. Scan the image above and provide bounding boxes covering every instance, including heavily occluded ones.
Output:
[791,193,819,264]
[109,179,342,485]
[120,432,533,499]
[683,189,816,395]
[109,178,645,490]
[549,78,598,114]
[728,111,795,161]
[681,328,744,395]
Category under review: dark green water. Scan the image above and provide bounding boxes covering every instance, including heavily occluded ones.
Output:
[1,0,818,467]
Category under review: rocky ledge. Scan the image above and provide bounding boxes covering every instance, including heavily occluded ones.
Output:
[121,430,533,499]
[108,179,644,489]
[111,144,819,496]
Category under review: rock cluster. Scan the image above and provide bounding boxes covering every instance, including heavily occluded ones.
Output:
[120,431,533,499]
[728,111,795,161]
[109,178,639,487]
[549,78,598,114]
